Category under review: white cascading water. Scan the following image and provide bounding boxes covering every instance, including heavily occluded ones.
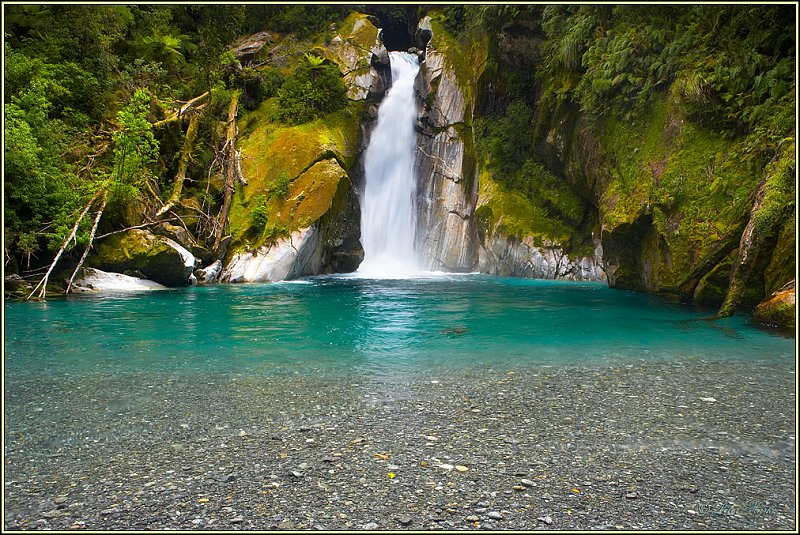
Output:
[357,52,421,277]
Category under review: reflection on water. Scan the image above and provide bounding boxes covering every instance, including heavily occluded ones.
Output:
[4,275,795,378]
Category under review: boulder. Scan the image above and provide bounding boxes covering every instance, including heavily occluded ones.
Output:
[230,31,278,62]
[89,229,196,287]
[152,222,212,266]
[222,227,320,283]
[195,260,223,284]
[69,268,167,292]
[415,16,433,49]
[753,280,795,329]
[4,274,32,299]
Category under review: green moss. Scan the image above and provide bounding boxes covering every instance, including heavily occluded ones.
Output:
[477,168,574,246]
[231,98,361,242]
[229,93,361,250]
[764,212,796,296]
[595,97,760,287]
[753,289,796,329]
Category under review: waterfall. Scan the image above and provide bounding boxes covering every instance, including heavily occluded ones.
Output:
[357,52,420,277]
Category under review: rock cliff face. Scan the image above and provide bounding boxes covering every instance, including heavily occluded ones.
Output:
[412,16,482,272]
[410,18,605,280]
[478,235,604,281]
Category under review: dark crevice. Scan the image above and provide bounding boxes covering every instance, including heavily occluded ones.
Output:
[362,6,418,51]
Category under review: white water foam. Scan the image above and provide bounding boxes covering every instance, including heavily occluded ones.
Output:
[358,52,421,278]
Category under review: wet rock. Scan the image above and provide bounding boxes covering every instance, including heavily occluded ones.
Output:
[478,234,605,281]
[753,280,795,329]
[195,260,223,284]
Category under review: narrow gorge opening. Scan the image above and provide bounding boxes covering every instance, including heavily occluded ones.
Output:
[357,52,421,277]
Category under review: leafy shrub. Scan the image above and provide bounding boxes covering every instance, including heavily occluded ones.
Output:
[273,60,347,125]
[269,172,292,200]
[248,194,270,231]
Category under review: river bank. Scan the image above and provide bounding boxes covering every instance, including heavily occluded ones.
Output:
[4,357,795,530]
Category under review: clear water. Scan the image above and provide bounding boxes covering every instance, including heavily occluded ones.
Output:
[4,275,794,379]
[358,52,421,276]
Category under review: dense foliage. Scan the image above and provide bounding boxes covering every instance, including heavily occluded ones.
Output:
[456,4,795,248]
[273,56,348,125]
[3,3,795,302]
[3,4,351,270]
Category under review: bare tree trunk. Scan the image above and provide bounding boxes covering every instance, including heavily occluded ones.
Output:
[156,112,202,218]
[66,190,108,293]
[27,189,104,300]
[153,92,209,129]
[213,91,241,255]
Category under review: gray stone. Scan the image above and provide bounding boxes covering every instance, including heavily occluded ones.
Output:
[478,234,605,281]
[231,31,278,61]
[487,511,503,520]
[415,16,433,48]
[195,260,223,284]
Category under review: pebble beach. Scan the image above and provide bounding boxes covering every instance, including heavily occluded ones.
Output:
[3,357,796,530]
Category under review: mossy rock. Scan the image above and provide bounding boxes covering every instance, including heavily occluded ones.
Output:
[4,274,33,300]
[476,168,575,247]
[753,286,796,329]
[229,99,362,250]
[572,97,762,294]
[89,229,191,287]
[763,213,796,296]
[692,250,735,309]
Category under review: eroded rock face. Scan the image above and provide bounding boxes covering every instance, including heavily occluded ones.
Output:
[222,227,321,283]
[478,236,605,281]
[413,21,480,272]
[89,229,196,287]
[327,15,388,101]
